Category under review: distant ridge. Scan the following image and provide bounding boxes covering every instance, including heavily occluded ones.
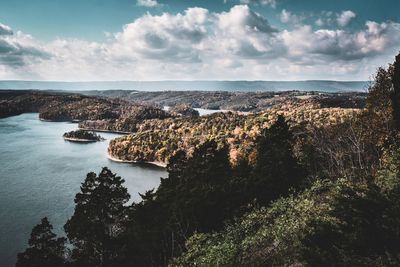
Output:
[0,80,369,92]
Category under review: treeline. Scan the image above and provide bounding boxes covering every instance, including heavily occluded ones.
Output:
[0,91,88,118]
[17,53,400,267]
[0,91,173,128]
[85,89,366,112]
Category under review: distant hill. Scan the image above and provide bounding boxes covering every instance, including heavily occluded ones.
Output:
[0,80,369,92]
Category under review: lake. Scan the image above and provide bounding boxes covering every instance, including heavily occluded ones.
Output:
[0,113,167,266]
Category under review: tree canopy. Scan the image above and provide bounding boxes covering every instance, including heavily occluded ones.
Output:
[17,217,66,267]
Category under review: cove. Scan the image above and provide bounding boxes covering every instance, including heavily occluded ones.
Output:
[0,113,166,266]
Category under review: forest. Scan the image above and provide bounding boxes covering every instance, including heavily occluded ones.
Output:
[108,96,359,166]
[16,53,400,267]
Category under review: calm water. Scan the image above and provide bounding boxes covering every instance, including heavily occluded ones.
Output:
[0,113,166,266]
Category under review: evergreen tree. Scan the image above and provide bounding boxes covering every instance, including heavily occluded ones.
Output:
[164,140,232,232]
[122,189,165,267]
[16,217,66,267]
[251,115,306,205]
[166,149,188,181]
[64,167,130,266]
[123,140,233,266]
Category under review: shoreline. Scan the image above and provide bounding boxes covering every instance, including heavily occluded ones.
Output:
[107,152,167,168]
[63,137,99,143]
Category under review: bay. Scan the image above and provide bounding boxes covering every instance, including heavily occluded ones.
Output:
[0,113,166,266]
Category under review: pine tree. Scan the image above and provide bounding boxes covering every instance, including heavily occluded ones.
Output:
[167,140,232,231]
[166,149,188,181]
[16,217,66,267]
[64,167,130,266]
[251,115,306,205]
[123,140,233,266]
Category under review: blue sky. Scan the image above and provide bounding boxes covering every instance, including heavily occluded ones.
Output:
[1,0,398,40]
[0,0,399,81]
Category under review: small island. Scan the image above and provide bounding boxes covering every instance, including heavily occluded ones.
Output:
[63,130,104,143]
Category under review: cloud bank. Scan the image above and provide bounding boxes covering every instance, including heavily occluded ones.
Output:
[0,25,49,79]
[1,5,399,81]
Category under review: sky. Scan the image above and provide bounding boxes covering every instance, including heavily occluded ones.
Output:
[0,0,399,81]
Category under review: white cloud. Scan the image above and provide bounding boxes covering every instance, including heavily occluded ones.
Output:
[0,23,13,35]
[280,9,303,25]
[240,0,276,8]
[282,20,400,62]
[110,7,210,62]
[0,6,399,81]
[337,10,356,27]
[214,5,282,59]
[315,18,324,27]
[280,9,291,23]
[108,5,280,63]
[137,0,159,7]
[0,24,49,68]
